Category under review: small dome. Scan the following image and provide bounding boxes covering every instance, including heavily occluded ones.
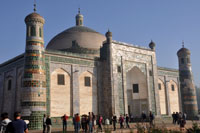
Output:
[106,30,112,38]
[149,40,156,50]
[46,26,106,50]
[25,12,45,24]
[177,47,190,56]
[76,13,83,19]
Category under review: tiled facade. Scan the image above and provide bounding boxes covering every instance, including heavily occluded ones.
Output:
[0,10,198,130]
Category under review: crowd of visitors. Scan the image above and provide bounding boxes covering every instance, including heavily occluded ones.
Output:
[172,112,186,131]
[1,111,188,132]
[0,112,28,133]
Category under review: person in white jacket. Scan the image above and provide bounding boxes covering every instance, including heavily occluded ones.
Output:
[0,113,11,133]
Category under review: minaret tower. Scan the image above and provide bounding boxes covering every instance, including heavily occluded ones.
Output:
[177,43,198,119]
[76,8,83,26]
[22,3,46,129]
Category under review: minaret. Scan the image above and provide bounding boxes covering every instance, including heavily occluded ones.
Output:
[177,43,198,119]
[100,30,115,118]
[22,4,46,129]
[76,8,83,26]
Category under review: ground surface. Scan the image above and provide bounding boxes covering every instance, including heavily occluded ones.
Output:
[29,120,200,133]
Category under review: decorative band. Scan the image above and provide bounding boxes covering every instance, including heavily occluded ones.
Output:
[26,53,44,57]
[25,65,45,70]
[26,40,44,45]
[26,50,43,54]
[23,80,46,87]
[25,69,45,74]
[21,101,46,107]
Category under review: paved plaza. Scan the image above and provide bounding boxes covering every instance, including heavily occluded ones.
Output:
[29,120,200,133]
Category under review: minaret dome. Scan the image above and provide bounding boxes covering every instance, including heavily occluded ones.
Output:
[76,8,83,26]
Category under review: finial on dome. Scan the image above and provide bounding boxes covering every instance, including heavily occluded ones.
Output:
[33,0,37,12]
[182,40,184,48]
[78,8,80,14]
[106,29,112,37]
[76,8,83,26]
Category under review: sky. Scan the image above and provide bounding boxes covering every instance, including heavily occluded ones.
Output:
[0,0,200,86]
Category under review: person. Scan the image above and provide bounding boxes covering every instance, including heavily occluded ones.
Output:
[73,114,76,132]
[180,118,186,132]
[5,112,28,133]
[119,115,124,129]
[81,115,87,132]
[0,113,11,133]
[85,115,89,132]
[177,112,182,125]
[175,112,179,124]
[43,114,47,133]
[182,113,186,122]
[92,112,96,132]
[130,114,134,123]
[125,114,130,128]
[61,114,68,133]
[172,112,176,124]
[46,115,52,133]
[98,115,103,132]
[112,115,117,131]
[141,111,147,123]
[88,112,93,133]
[81,115,84,131]
[149,111,154,127]
[105,118,110,125]
[75,113,80,133]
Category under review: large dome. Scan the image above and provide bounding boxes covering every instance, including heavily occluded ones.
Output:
[46,26,106,50]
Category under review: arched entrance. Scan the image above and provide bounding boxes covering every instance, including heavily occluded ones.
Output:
[126,66,148,117]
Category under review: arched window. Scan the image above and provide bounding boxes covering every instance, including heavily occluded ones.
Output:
[84,76,91,87]
[8,79,12,90]
[31,26,36,36]
[181,58,184,64]
[39,27,42,37]
[26,26,29,36]
[171,84,175,91]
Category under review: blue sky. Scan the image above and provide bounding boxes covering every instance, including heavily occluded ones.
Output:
[0,0,200,86]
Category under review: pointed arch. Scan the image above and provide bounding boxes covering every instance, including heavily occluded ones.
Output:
[50,68,71,117]
[79,71,97,115]
[126,66,148,117]
[168,80,179,113]
[158,78,167,115]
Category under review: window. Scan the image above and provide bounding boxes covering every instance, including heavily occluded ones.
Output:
[57,74,65,85]
[26,26,29,36]
[39,27,42,37]
[187,58,190,63]
[158,83,161,90]
[80,20,82,25]
[84,76,91,87]
[181,58,184,64]
[133,84,139,93]
[8,79,12,90]
[31,26,36,36]
[117,66,121,73]
[149,70,152,76]
[171,85,175,91]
